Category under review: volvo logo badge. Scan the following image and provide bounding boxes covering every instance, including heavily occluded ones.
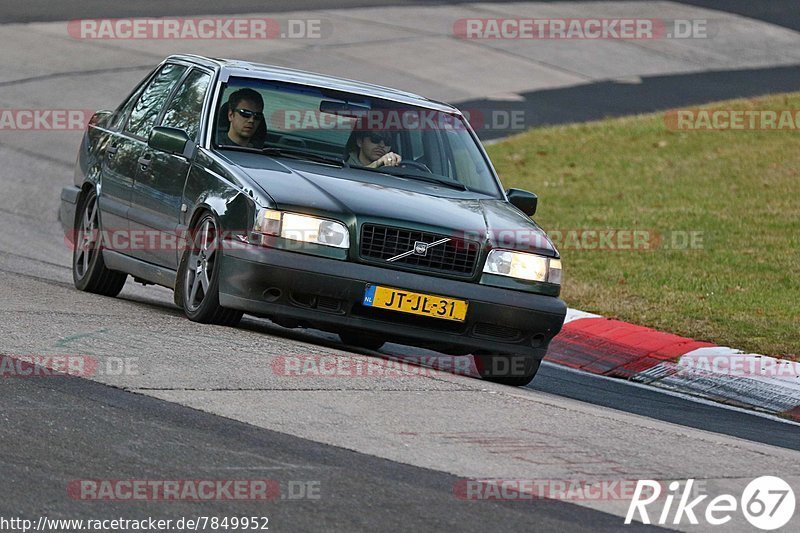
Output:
[387,237,450,262]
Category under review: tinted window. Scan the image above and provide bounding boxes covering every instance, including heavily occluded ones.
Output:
[111,67,158,130]
[113,89,142,131]
[125,63,187,138]
[160,69,211,140]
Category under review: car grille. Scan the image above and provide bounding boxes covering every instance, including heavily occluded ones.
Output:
[359,224,480,277]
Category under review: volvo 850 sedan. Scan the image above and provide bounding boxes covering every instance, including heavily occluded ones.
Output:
[60,54,566,386]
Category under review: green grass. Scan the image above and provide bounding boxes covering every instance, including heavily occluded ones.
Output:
[486,93,800,359]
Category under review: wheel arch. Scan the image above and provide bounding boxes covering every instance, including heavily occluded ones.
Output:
[76,180,97,203]
[174,203,217,306]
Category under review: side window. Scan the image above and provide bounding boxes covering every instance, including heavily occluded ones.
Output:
[125,63,187,138]
[111,67,158,130]
[160,69,211,141]
[112,88,143,131]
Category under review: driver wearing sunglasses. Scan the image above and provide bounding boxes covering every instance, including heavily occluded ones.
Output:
[347,130,402,168]
[225,88,265,147]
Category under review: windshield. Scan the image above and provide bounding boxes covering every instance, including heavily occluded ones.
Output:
[214,77,502,196]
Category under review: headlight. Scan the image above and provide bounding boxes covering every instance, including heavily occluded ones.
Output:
[483,249,562,284]
[254,208,350,249]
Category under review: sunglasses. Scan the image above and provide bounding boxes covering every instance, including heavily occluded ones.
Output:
[367,133,391,145]
[234,108,264,121]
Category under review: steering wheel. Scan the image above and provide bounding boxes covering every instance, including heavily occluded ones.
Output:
[396,160,431,173]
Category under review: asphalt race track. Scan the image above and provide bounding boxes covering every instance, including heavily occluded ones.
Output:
[3,367,658,532]
[1,2,798,532]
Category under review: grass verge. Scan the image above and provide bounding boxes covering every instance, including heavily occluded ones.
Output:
[486,92,800,359]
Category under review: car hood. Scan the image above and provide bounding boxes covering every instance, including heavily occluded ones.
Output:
[233,155,557,256]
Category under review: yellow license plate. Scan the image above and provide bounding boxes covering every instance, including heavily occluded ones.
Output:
[362,284,468,322]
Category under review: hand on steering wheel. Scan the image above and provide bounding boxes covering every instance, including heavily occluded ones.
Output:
[376,152,402,167]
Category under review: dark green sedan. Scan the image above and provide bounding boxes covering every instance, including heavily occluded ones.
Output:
[60,54,566,386]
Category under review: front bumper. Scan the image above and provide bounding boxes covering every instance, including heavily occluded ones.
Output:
[220,244,567,358]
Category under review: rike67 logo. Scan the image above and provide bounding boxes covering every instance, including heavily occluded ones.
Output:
[626,476,795,530]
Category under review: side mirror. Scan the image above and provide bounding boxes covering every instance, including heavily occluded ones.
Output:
[88,110,113,128]
[87,110,112,142]
[149,126,195,159]
[506,188,538,216]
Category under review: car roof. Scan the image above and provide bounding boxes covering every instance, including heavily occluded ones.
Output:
[168,54,460,114]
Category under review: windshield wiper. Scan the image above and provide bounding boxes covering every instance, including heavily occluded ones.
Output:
[261,147,345,167]
[355,166,467,190]
[217,144,262,153]
[393,172,468,191]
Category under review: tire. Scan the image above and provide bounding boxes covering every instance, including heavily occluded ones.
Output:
[178,212,243,327]
[72,188,127,296]
[473,352,541,387]
[338,330,386,351]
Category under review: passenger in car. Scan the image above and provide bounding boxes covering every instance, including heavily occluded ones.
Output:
[345,129,402,168]
[225,88,265,147]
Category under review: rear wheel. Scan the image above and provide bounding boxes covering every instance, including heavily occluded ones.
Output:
[338,330,386,351]
[72,189,127,296]
[473,352,541,387]
[178,212,243,327]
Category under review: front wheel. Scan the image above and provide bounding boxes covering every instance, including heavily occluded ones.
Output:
[473,353,541,387]
[72,189,127,296]
[177,212,243,327]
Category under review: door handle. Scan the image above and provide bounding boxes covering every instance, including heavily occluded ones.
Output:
[106,144,119,158]
[137,154,152,171]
